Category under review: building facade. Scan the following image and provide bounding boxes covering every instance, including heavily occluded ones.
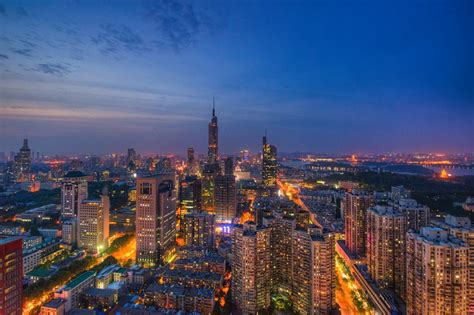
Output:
[78,191,110,254]
[136,174,176,266]
[182,211,215,248]
[367,205,406,298]
[0,237,23,315]
[343,189,374,256]
[406,227,469,315]
[61,171,88,218]
[262,135,277,189]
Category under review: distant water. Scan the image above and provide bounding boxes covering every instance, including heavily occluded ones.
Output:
[280,160,308,169]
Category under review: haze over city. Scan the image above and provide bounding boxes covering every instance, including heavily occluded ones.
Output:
[1,0,473,154]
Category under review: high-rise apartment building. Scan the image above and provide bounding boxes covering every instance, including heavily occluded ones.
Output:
[262,135,277,189]
[232,222,271,314]
[436,215,474,313]
[208,101,218,163]
[292,227,336,315]
[367,205,406,298]
[61,171,88,218]
[393,198,430,232]
[215,174,236,223]
[78,189,110,254]
[406,227,469,315]
[182,211,215,248]
[0,237,23,315]
[14,138,31,182]
[343,189,374,256]
[136,174,176,266]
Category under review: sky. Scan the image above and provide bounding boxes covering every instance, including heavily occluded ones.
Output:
[0,0,473,155]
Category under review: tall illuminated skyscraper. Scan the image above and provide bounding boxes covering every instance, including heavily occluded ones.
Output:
[14,138,31,182]
[292,227,336,315]
[215,158,236,223]
[367,206,406,298]
[136,174,176,266]
[262,135,277,189]
[208,99,218,163]
[61,171,88,218]
[78,188,110,254]
[232,222,271,314]
[343,189,374,256]
[178,175,202,214]
[406,227,469,315]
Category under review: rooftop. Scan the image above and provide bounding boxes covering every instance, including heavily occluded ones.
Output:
[64,271,95,290]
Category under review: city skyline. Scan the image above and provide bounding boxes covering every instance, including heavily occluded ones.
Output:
[1,1,473,154]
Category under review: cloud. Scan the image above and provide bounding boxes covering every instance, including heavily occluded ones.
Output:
[145,0,202,50]
[12,48,34,57]
[0,4,5,15]
[0,54,8,60]
[91,23,150,55]
[31,63,71,76]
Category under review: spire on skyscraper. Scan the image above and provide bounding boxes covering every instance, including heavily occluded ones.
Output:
[212,97,215,117]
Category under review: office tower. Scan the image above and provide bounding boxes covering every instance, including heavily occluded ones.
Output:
[224,157,234,175]
[292,227,336,315]
[136,174,176,266]
[262,135,277,188]
[394,198,430,232]
[367,206,406,297]
[391,185,410,202]
[127,148,137,171]
[14,138,31,182]
[439,215,474,313]
[208,100,218,163]
[215,173,236,223]
[232,222,271,314]
[343,189,374,256]
[62,218,77,246]
[406,227,469,315]
[201,164,218,213]
[187,147,195,165]
[61,171,88,218]
[0,237,23,315]
[182,211,215,248]
[179,175,202,214]
[78,188,110,254]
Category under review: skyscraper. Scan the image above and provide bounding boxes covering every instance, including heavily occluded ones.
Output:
[343,189,374,256]
[182,210,215,248]
[232,222,271,314]
[436,215,474,313]
[406,227,469,315]
[187,147,195,165]
[61,171,88,218]
[0,236,23,315]
[14,138,31,182]
[208,99,218,163]
[292,227,336,315]
[366,205,406,298]
[262,135,277,189]
[78,188,110,254]
[178,175,202,214]
[215,161,236,223]
[136,174,176,266]
[393,198,430,232]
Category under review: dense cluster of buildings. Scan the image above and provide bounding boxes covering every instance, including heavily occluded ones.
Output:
[0,104,472,315]
[340,185,473,315]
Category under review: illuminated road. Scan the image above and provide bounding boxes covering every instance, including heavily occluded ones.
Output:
[24,234,136,314]
[278,179,370,314]
[335,254,372,315]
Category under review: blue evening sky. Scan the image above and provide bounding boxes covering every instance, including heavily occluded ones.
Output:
[0,0,473,155]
